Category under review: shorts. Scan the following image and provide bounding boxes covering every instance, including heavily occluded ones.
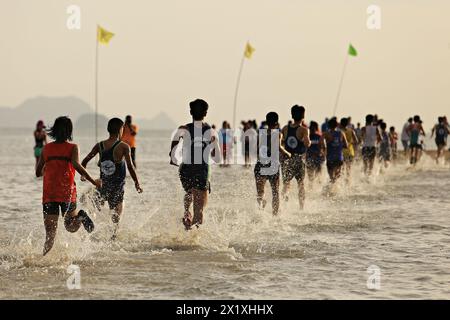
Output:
[97,179,125,210]
[410,143,421,149]
[254,161,279,183]
[343,154,354,163]
[362,147,376,161]
[379,149,391,161]
[326,160,344,170]
[401,140,409,150]
[34,146,43,158]
[43,202,77,216]
[281,154,306,183]
[179,164,210,193]
[435,138,446,147]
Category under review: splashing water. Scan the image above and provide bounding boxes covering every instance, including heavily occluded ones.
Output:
[0,129,449,299]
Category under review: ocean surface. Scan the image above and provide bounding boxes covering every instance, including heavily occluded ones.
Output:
[0,128,449,299]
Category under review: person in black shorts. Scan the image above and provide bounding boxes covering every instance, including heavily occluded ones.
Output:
[82,118,142,239]
[169,99,221,230]
[431,116,450,163]
[254,112,291,215]
[280,105,311,209]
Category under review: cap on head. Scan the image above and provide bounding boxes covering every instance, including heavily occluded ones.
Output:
[190,99,209,121]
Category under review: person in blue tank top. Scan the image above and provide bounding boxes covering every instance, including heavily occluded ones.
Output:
[280,105,311,210]
[306,121,325,183]
[169,99,222,230]
[431,116,450,163]
[82,118,142,239]
[321,118,348,183]
[406,115,426,165]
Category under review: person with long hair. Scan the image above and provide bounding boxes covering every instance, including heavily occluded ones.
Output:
[35,116,101,255]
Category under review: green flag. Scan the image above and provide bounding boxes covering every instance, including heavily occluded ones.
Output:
[348,44,357,56]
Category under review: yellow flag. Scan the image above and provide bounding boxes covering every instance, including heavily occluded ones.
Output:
[244,42,255,59]
[97,25,114,45]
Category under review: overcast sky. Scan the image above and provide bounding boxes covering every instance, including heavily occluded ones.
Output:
[1,0,450,130]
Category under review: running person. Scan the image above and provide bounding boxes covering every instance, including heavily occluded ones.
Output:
[255,112,291,215]
[281,105,311,209]
[35,116,101,256]
[401,118,413,156]
[379,122,391,168]
[82,118,142,239]
[389,126,398,162]
[122,115,138,168]
[306,121,325,183]
[431,117,449,163]
[169,99,221,230]
[34,120,47,166]
[407,115,426,165]
[340,117,358,181]
[361,114,382,176]
[321,118,348,184]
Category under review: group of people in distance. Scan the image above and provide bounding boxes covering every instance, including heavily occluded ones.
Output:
[34,99,449,254]
[34,115,141,255]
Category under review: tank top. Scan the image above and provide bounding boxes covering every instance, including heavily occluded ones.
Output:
[327,130,344,162]
[410,125,420,145]
[99,140,126,184]
[363,125,377,147]
[182,122,212,168]
[436,124,447,140]
[284,125,306,155]
[42,142,76,203]
[307,132,322,158]
[343,128,355,158]
[35,131,45,148]
[257,129,279,168]
[380,131,390,152]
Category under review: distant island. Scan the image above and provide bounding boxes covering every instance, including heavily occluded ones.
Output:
[0,96,177,131]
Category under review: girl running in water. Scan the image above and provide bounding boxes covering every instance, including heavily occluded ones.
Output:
[35,116,101,255]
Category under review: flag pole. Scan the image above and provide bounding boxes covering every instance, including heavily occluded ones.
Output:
[332,52,349,117]
[95,26,99,142]
[232,53,246,131]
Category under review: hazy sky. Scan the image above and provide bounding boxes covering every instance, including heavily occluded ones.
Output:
[1,0,450,130]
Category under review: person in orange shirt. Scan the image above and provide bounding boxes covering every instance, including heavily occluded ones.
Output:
[122,115,138,168]
[35,116,102,256]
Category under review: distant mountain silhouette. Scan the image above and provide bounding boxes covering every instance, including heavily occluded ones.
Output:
[136,112,177,130]
[0,96,91,128]
[0,96,177,131]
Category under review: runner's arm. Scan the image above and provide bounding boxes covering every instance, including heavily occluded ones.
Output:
[302,127,311,148]
[81,143,100,168]
[124,144,142,192]
[71,145,101,188]
[169,126,186,165]
[279,133,291,158]
[35,153,45,177]
[342,132,349,149]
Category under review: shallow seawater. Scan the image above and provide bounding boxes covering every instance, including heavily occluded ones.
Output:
[0,128,449,299]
